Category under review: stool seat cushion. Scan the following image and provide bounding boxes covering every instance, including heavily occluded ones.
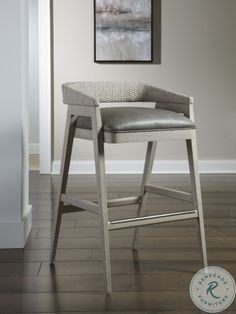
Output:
[76,107,195,133]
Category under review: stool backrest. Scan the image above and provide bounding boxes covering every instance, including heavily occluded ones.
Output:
[62,81,189,107]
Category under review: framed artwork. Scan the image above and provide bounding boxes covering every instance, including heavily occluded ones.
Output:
[94,0,153,63]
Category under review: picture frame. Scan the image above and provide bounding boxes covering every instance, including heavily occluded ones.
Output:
[94,0,153,63]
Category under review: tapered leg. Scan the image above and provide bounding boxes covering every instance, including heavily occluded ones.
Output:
[92,113,112,294]
[132,141,157,250]
[186,136,208,267]
[50,112,76,263]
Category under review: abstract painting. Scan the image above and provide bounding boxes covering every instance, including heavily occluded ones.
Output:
[94,0,153,62]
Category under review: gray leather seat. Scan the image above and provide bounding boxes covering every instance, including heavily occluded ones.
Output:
[76,107,195,133]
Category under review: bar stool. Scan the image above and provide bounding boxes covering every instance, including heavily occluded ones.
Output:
[50,81,208,293]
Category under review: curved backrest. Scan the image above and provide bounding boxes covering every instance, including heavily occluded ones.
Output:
[62,81,190,107]
[63,81,145,104]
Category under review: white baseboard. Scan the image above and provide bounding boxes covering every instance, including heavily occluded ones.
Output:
[29,143,39,155]
[0,205,32,248]
[52,159,236,175]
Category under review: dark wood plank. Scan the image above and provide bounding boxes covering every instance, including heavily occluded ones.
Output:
[0,262,41,276]
[38,260,236,276]
[0,291,216,312]
[0,273,199,293]
[36,226,236,238]
[25,236,236,250]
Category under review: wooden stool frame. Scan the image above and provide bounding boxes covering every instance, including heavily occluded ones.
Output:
[50,83,208,294]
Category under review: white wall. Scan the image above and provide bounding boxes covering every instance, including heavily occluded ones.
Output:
[53,0,236,170]
[0,0,32,248]
[29,0,39,154]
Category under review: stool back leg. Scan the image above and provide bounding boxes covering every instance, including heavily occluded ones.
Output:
[50,112,76,263]
[92,110,112,294]
[132,141,157,250]
[186,136,208,268]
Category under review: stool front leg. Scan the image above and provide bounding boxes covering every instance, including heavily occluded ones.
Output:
[92,110,112,294]
[186,136,208,268]
[50,111,76,263]
[132,141,157,250]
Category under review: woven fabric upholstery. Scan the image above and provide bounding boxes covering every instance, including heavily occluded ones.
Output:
[62,81,190,107]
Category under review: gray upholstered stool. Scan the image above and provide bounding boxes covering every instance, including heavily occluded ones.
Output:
[50,81,208,293]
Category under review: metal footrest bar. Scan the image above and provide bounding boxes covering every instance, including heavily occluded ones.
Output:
[108,210,198,230]
[145,184,192,202]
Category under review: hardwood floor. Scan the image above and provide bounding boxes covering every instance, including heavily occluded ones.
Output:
[0,172,236,313]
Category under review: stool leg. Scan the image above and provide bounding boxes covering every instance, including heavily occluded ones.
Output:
[50,112,76,263]
[93,129,112,294]
[132,141,157,250]
[186,137,208,268]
